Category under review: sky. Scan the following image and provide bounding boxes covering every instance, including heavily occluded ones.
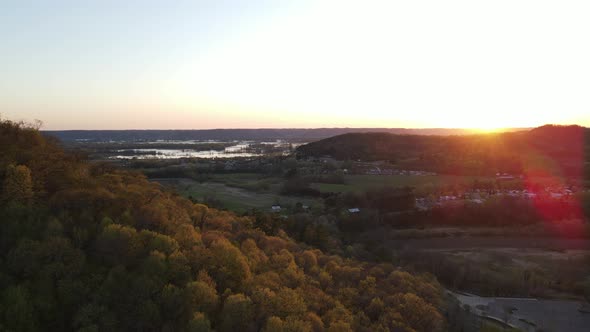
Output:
[1,0,589,130]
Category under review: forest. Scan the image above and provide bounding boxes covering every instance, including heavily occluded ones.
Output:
[0,119,446,331]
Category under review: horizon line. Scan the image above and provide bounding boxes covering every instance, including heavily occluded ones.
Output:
[41,126,538,131]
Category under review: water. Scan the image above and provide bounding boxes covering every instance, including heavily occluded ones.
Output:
[111,140,299,159]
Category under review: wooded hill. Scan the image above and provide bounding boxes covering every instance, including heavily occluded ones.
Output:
[297,125,590,178]
[0,119,444,332]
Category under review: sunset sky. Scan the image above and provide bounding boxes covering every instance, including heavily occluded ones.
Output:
[1,0,589,130]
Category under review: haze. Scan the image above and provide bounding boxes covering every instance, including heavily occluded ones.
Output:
[1,0,589,130]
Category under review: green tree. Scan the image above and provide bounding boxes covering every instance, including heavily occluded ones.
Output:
[1,164,34,205]
[0,285,37,332]
[219,293,255,332]
[188,312,212,332]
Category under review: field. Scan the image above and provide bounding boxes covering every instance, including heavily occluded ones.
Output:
[206,173,284,192]
[311,174,497,193]
[155,173,495,210]
[154,172,522,212]
[155,177,318,213]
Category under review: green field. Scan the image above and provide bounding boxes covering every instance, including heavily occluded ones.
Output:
[154,173,519,212]
[156,173,500,211]
[206,173,284,193]
[155,177,317,213]
[311,174,496,193]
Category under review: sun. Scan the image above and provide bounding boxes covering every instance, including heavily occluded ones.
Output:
[431,117,511,133]
[472,126,505,134]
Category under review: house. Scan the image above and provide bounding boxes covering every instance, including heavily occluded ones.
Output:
[271,205,281,212]
[348,208,360,213]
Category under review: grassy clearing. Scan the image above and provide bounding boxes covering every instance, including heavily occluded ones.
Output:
[155,178,316,213]
[207,173,284,193]
[311,174,494,193]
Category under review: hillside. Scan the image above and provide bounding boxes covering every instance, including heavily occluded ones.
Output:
[0,119,444,331]
[297,125,590,179]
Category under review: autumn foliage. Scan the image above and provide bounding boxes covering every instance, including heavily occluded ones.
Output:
[0,119,444,331]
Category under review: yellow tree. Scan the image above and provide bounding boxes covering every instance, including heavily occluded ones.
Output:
[207,239,252,292]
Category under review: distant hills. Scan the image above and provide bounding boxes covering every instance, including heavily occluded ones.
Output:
[296,125,590,178]
[43,127,528,142]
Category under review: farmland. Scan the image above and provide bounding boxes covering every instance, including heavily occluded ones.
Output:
[155,177,318,213]
[154,172,497,212]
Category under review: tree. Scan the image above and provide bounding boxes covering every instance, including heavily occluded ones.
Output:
[283,316,312,332]
[262,316,285,332]
[208,240,252,292]
[1,164,34,205]
[187,312,212,332]
[174,224,202,249]
[160,283,191,329]
[186,281,219,317]
[0,285,37,332]
[253,211,281,235]
[306,312,325,332]
[273,287,307,318]
[192,204,209,229]
[72,303,117,332]
[299,250,318,273]
[327,321,352,332]
[366,298,384,321]
[95,224,141,266]
[390,293,444,332]
[241,238,268,272]
[219,294,255,332]
[167,250,191,285]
